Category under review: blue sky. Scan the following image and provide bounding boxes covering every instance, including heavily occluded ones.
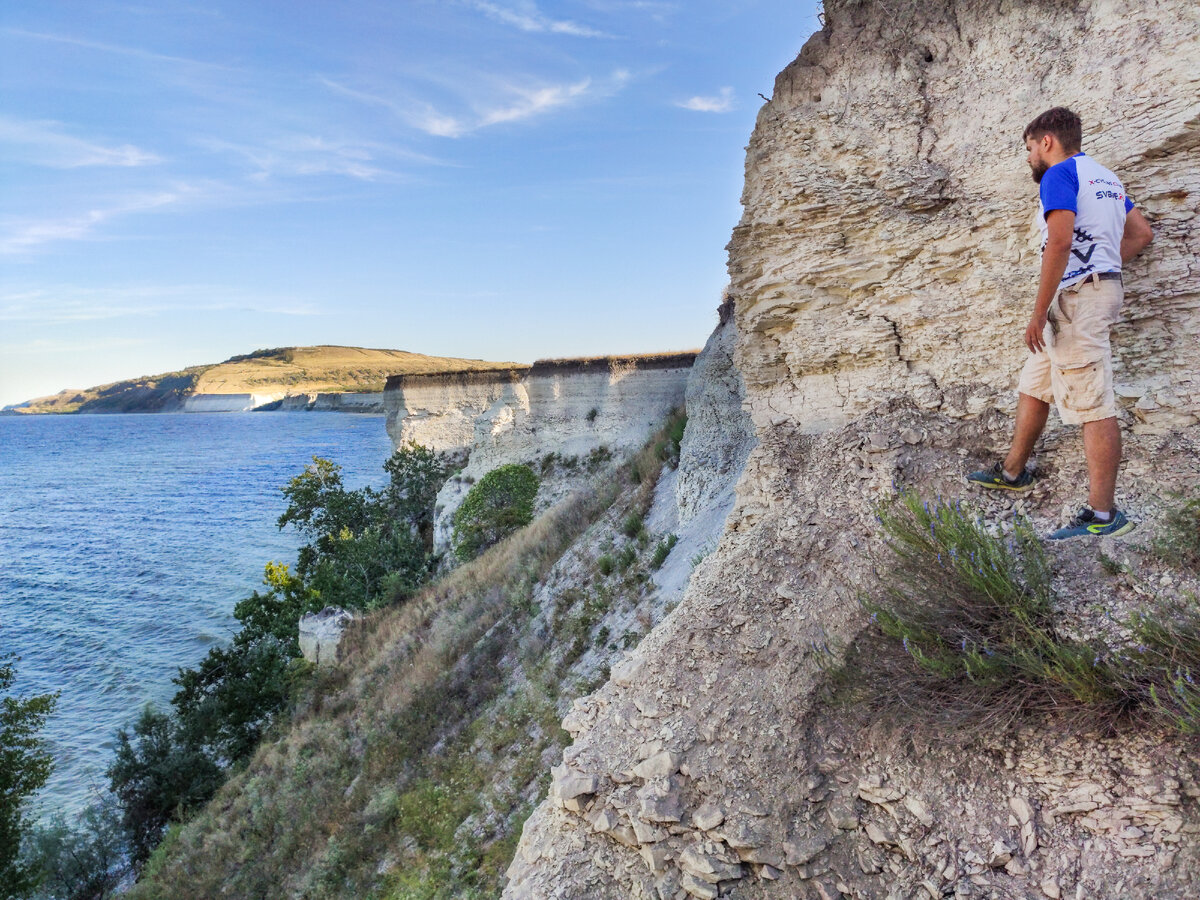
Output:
[0,1,822,407]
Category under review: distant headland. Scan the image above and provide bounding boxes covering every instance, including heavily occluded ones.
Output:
[3,346,523,415]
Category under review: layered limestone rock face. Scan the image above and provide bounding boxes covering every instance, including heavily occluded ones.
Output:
[647,304,757,606]
[462,356,698,479]
[383,368,530,452]
[674,301,756,527]
[506,2,1200,898]
[384,357,696,552]
[730,0,1199,441]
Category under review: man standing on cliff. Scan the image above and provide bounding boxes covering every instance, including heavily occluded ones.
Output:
[967,106,1154,539]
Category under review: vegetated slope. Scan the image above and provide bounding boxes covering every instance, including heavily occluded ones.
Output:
[126,415,688,899]
[10,346,522,414]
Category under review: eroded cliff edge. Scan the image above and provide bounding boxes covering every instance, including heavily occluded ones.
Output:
[506,2,1200,898]
[384,354,698,550]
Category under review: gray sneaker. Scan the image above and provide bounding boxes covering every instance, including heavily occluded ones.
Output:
[965,461,1036,492]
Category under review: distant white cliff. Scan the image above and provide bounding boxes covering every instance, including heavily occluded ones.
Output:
[383,354,698,551]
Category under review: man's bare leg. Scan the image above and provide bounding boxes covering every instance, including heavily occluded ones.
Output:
[1082,416,1121,513]
[1003,392,1050,479]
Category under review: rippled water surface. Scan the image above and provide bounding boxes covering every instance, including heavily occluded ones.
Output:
[0,412,393,817]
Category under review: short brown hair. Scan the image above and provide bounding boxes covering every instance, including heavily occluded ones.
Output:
[1023,107,1082,153]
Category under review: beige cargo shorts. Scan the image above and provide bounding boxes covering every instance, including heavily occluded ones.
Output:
[1017,275,1123,425]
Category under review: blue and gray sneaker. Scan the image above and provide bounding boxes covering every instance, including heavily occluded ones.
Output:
[1047,507,1135,541]
[966,461,1036,492]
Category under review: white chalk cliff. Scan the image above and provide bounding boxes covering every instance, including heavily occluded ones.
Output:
[384,355,697,552]
[505,2,1200,898]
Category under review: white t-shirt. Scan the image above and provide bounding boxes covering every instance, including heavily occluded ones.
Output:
[1037,152,1135,289]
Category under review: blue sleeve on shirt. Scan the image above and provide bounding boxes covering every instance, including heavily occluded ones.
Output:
[1039,158,1079,217]
[1124,197,1135,213]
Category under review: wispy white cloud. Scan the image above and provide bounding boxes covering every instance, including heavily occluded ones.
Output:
[468,1,612,38]
[0,115,160,168]
[677,86,735,113]
[0,190,188,255]
[478,77,594,126]
[323,69,632,138]
[196,133,443,182]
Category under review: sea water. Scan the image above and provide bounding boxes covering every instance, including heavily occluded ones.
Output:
[0,412,394,819]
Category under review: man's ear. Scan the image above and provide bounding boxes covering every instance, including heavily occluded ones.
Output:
[1041,133,1056,154]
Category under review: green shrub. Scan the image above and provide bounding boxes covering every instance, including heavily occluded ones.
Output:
[842,493,1200,735]
[631,408,686,484]
[451,464,540,562]
[108,707,224,868]
[24,795,129,900]
[651,534,678,570]
[1,657,57,898]
[596,554,615,577]
[621,512,644,539]
[1153,492,1200,569]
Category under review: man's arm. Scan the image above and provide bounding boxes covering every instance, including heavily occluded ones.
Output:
[1121,207,1153,263]
[1026,208,1074,353]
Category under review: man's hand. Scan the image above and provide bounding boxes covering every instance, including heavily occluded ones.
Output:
[1025,312,1048,354]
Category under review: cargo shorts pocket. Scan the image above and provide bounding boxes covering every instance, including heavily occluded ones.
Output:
[1054,361,1105,414]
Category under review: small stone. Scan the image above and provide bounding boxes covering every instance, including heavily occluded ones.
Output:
[633,818,669,844]
[784,836,828,865]
[759,863,783,880]
[298,606,355,666]
[1009,797,1035,826]
[904,795,934,826]
[1041,875,1061,898]
[867,431,892,451]
[1021,821,1038,856]
[680,873,718,899]
[828,802,859,830]
[638,776,685,823]
[865,822,897,846]
[679,840,745,883]
[640,843,671,873]
[901,427,924,444]
[633,750,682,781]
[987,839,1013,867]
[588,808,620,834]
[692,803,725,832]
[563,795,590,813]
[551,765,600,802]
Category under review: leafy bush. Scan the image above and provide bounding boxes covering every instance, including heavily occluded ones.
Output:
[651,534,678,570]
[632,408,686,484]
[1153,492,1200,569]
[621,512,644,539]
[280,444,446,609]
[108,707,224,868]
[24,795,129,900]
[451,464,540,562]
[842,493,1200,735]
[1,657,57,898]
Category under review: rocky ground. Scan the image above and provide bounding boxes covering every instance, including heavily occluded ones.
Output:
[505,406,1200,900]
